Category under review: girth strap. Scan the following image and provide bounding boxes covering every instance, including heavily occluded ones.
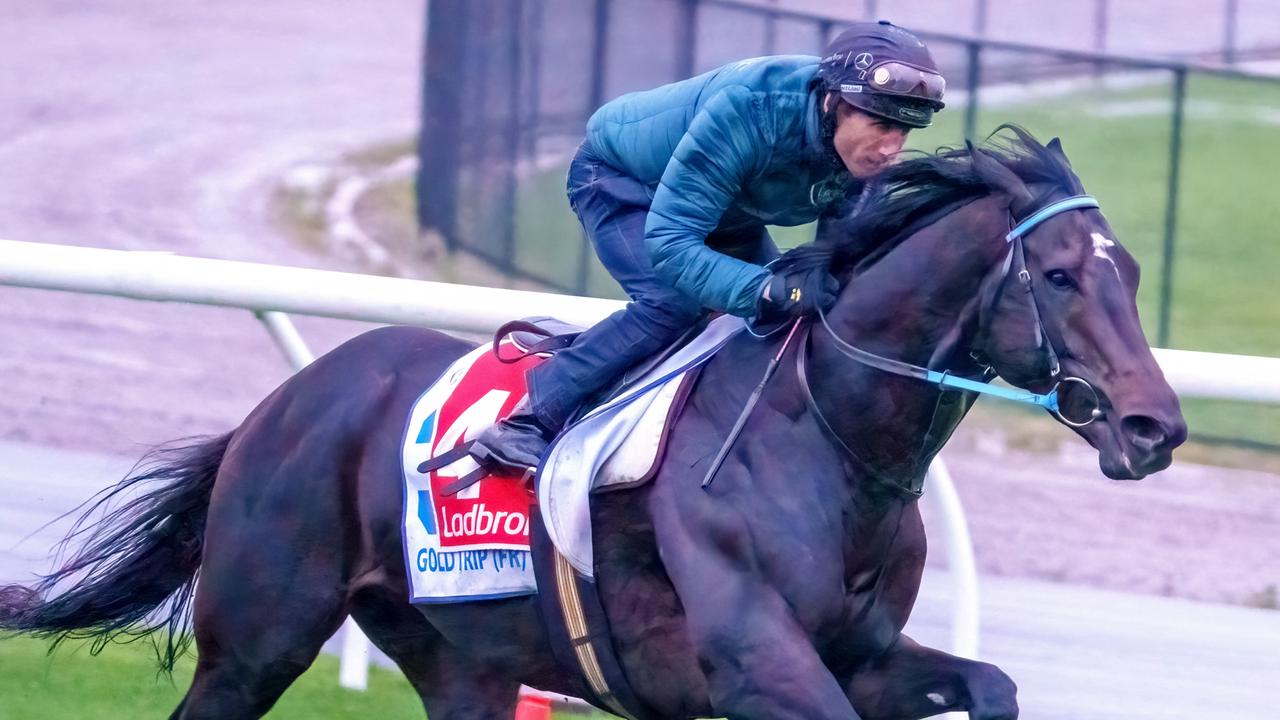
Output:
[530,512,653,720]
[552,552,636,719]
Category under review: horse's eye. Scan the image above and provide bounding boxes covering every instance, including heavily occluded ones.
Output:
[1045,270,1075,289]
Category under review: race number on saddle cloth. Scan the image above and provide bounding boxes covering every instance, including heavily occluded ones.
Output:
[401,315,745,602]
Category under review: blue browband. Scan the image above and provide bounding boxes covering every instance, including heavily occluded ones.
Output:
[1006,195,1099,242]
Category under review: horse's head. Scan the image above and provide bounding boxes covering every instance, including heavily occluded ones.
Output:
[969,132,1187,479]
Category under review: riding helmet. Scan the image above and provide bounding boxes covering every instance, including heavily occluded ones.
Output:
[816,21,946,128]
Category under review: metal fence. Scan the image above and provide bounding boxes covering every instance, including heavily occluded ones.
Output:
[416,0,1280,362]
[762,0,1280,67]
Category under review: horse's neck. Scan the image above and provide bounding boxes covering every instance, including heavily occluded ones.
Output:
[836,196,1009,361]
[810,195,1010,487]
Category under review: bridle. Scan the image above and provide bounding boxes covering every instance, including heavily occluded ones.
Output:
[990,193,1103,415]
[793,193,1105,494]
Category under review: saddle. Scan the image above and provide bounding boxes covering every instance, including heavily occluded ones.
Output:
[418,315,709,487]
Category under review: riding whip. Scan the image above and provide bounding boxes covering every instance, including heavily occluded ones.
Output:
[701,318,805,489]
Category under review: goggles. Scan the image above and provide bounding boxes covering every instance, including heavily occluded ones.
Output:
[842,61,946,108]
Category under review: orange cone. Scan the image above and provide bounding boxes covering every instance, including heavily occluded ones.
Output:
[514,694,554,720]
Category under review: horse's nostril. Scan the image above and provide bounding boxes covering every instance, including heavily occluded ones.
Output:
[1121,415,1168,452]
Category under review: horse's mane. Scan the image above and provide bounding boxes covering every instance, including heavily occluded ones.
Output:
[775,124,1086,287]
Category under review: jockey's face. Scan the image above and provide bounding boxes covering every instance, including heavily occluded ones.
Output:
[832,103,911,179]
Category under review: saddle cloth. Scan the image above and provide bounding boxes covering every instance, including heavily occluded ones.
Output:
[401,338,542,603]
[401,314,744,602]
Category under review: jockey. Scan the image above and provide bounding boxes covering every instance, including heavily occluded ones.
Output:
[475,21,946,471]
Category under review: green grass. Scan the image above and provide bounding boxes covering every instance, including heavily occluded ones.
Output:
[346,138,418,170]
[510,166,624,298]
[968,75,1280,359]
[271,180,336,254]
[0,636,613,719]
[0,636,424,720]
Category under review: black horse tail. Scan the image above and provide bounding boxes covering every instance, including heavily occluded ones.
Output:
[0,432,232,671]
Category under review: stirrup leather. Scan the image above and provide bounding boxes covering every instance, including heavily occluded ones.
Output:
[416,442,534,495]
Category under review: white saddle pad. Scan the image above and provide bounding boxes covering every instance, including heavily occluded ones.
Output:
[538,315,745,576]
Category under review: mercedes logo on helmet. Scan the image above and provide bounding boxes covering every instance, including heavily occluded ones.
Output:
[853,52,874,70]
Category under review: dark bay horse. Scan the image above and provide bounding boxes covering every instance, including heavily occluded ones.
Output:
[0,127,1185,719]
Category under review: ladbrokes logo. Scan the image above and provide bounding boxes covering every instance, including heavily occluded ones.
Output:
[440,502,529,540]
[421,343,540,550]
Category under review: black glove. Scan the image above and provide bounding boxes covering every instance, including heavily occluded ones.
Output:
[756,268,839,322]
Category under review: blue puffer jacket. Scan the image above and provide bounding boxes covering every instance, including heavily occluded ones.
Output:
[586,56,847,317]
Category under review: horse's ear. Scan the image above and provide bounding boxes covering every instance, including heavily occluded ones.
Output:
[966,141,1034,216]
[1046,137,1088,193]
[1047,137,1070,165]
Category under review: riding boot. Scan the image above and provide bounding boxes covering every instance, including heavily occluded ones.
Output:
[471,398,561,473]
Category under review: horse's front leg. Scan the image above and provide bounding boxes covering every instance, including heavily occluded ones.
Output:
[665,544,861,719]
[651,497,859,719]
[846,634,1018,720]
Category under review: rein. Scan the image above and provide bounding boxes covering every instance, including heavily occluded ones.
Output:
[814,310,1090,420]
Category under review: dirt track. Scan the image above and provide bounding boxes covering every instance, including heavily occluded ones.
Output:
[0,0,420,451]
[1,1,1276,612]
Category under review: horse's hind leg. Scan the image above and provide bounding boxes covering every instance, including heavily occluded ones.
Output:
[846,634,1018,720]
[171,564,347,719]
[171,553,349,720]
[171,605,347,720]
[351,587,521,719]
[170,449,353,718]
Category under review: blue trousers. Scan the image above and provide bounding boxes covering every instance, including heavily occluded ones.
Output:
[526,143,777,427]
